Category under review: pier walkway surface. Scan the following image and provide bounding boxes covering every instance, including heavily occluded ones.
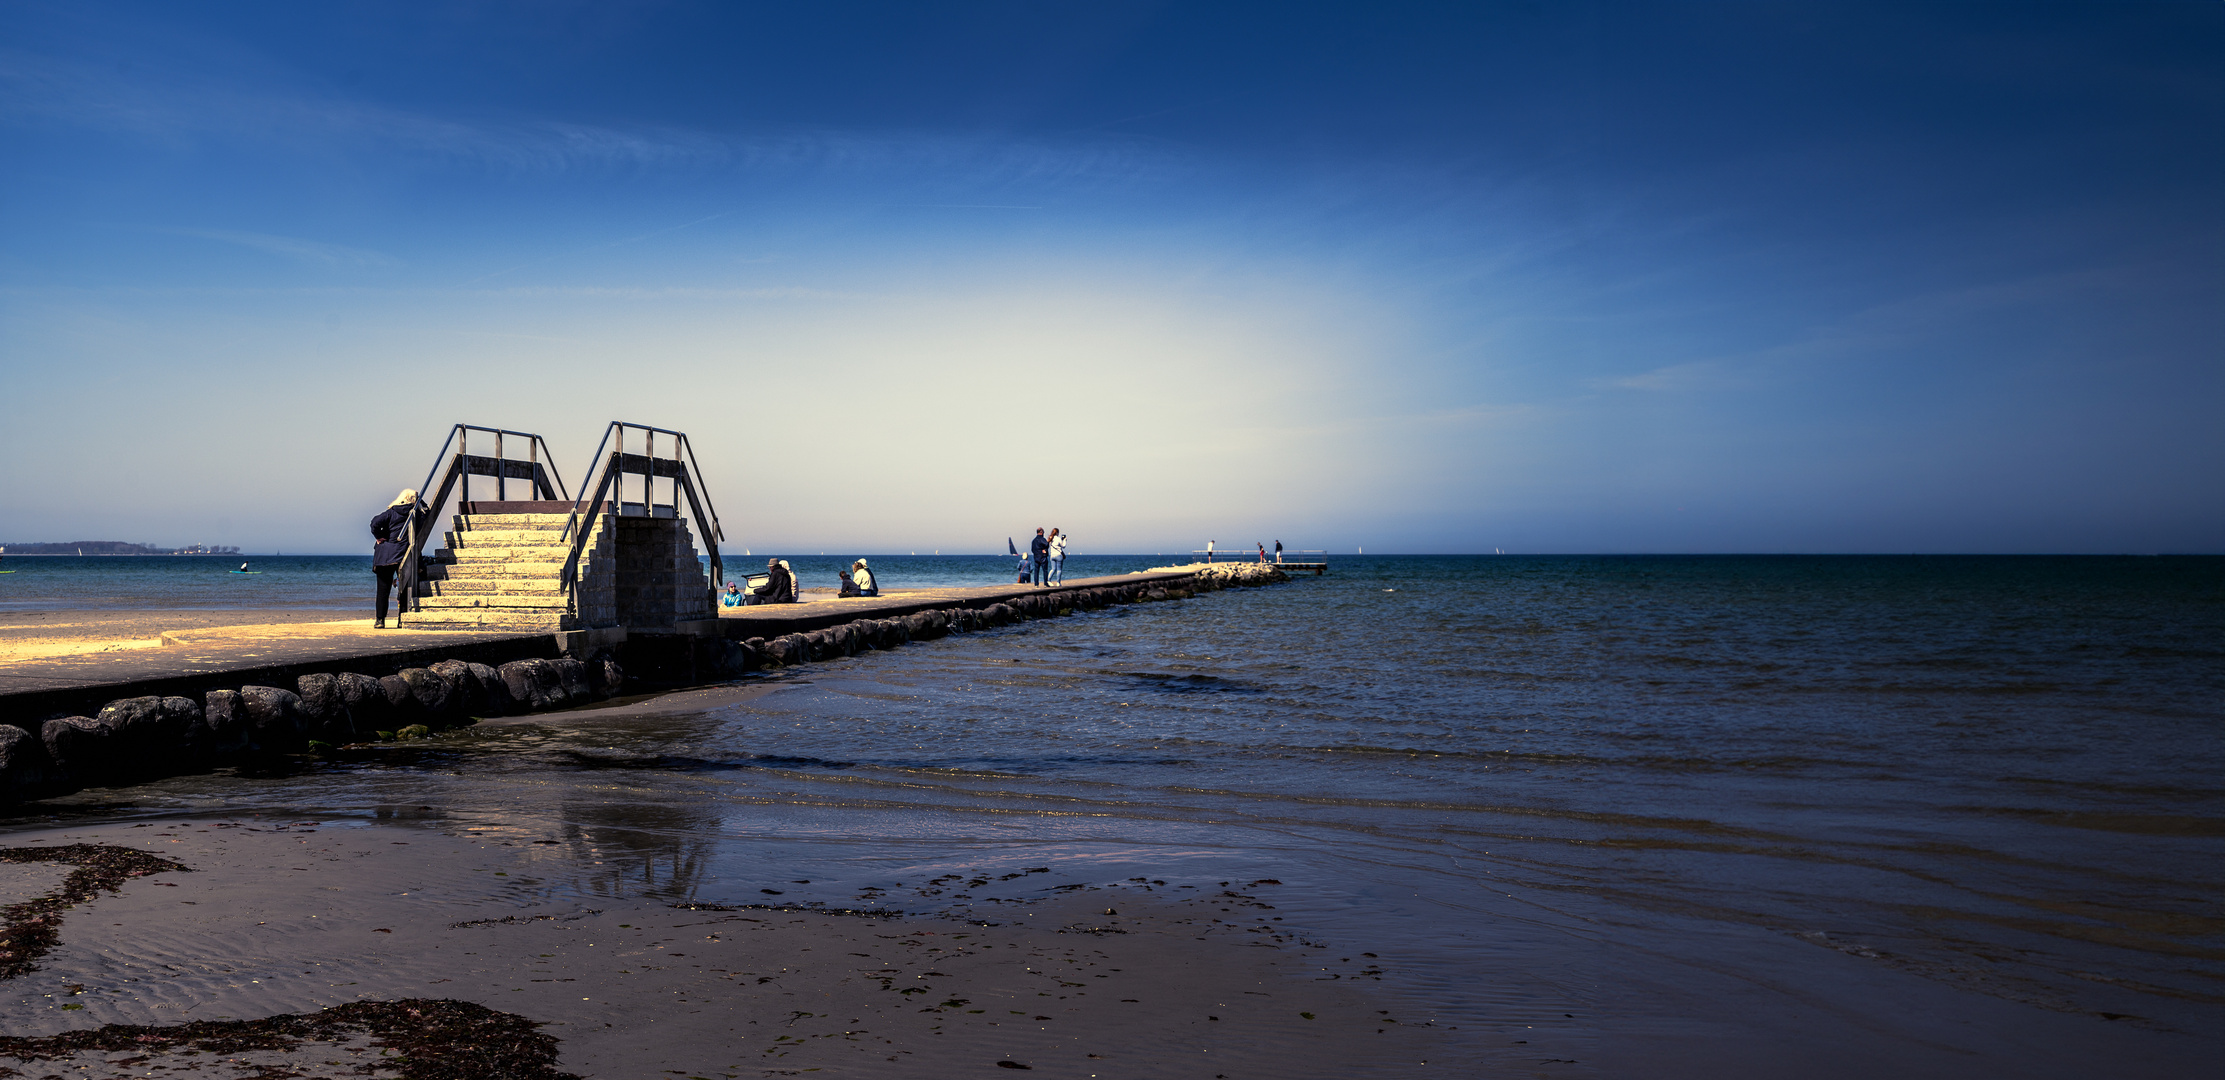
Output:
[0,571,1197,724]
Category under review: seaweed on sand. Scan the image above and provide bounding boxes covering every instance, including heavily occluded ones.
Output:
[0,843,189,980]
[0,998,582,1080]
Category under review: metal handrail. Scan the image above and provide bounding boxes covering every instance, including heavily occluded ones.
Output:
[558,421,725,620]
[395,424,568,621]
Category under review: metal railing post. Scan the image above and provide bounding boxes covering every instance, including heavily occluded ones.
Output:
[496,431,505,502]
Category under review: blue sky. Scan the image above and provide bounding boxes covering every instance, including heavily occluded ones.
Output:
[2,2,2218,554]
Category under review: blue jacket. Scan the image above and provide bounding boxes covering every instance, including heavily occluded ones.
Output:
[370,502,431,568]
[1030,534,1050,561]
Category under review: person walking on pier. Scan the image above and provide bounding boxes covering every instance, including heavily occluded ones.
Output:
[1029,528,1050,586]
[369,488,431,629]
[1047,528,1068,586]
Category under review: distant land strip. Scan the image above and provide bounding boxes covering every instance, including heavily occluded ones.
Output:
[0,541,241,555]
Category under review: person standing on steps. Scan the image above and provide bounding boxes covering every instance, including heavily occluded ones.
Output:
[1030,528,1051,587]
[1047,528,1068,586]
[369,488,431,629]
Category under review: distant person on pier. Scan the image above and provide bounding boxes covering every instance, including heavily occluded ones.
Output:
[721,581,747,608]
[753,557,795,603]
[369,488,431,629]
[1047,528,1068,585]
[1206,539,1215,563]
[1275,540,1283,564]
[1257,542,1268,563]
[1030,528,1050,586]
[851,559,879,597]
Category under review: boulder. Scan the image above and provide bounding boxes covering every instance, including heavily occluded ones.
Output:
[239,686,307,751]
[333,673,388,735]
[429,660,485,716]
[297,673,345,729]
[378,674,419,723]
[0,724,72,805]
[466,662,515,715]
[499,659,566,710]
[203,690,254,757]
[397,667,454,720]
[42,716,118,786]
[585,658,624,698]
[743,637,772,669]
[551,659,590,704]
[94,695,201,772]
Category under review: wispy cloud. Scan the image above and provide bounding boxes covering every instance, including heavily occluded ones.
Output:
[155,227,398,268]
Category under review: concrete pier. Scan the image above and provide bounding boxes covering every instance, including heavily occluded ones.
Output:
[0,565,1291,804]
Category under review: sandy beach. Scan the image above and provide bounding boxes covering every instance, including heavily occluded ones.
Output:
[0,610,369,665]
[0,816,1451,1078]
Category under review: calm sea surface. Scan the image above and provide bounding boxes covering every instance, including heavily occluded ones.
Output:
[5,555,2220,1074]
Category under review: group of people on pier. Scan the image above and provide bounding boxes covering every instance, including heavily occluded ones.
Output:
[1017,527,1068,586]
[718,556,878,608]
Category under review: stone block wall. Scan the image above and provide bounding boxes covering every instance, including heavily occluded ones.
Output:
[610,515,711,629]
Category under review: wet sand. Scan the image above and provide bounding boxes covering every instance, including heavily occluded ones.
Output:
[0,818,1451,1078]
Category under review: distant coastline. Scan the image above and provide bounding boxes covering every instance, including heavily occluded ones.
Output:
[0,541,241,555]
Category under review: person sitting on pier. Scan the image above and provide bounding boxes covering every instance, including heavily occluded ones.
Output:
[753,557,795,604]
[369,488,432,629]
[851,559,879,597]
[721,581,747,608]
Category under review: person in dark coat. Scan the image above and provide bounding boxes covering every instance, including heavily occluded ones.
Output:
[369,489,431,628]
[1029,528,1050,587]
[753,558,794,603]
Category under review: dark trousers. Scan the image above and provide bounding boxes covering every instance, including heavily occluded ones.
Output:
[1031,559,1049,585]
[374,564,398,622]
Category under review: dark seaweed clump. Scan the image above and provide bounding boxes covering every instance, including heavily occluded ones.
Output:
[0,998,580,1080]
[0,843,189,981]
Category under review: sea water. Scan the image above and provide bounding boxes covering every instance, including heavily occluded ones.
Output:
[5,555,2220,1074]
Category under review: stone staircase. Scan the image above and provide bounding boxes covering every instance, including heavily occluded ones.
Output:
[403,512,616,631]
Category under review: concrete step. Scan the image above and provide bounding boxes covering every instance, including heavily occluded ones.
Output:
[442,546,581,561]
[418,595,573,610]
[398,613,576,632]
[455,513,583,527]
[433,558,571,573]
[424,579,569,595]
